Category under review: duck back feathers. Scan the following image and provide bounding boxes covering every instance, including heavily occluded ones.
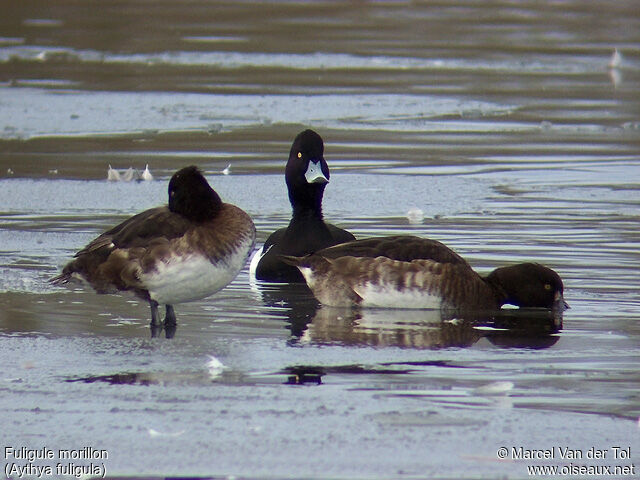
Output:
[315,235,467,265]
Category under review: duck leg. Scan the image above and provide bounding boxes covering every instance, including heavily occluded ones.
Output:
[164,305,177,326]
[149,300,163,338]
[162,305,177,339]
[149,300,161,326]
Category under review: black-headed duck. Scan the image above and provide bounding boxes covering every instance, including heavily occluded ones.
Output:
[251,129,355,282]
[53,166,256,328]
[281,235,567,312]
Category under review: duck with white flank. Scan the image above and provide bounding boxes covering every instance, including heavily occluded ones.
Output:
[281,236,568,312]
[251,129,355,282]
[53,166,256,330]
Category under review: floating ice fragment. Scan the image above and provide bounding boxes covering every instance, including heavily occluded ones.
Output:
[473,381,514,396]
[148,428,185,438]
[406,207,424,224]
[206,355,225,379]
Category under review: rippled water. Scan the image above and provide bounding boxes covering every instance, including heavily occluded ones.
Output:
[1,1,639,478]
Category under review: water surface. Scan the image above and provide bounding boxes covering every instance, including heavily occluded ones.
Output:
[1,1,639,478]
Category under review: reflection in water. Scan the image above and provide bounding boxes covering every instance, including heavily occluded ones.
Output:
[0,2,637,474]
[308,307,480,349]
[250,281,321,338]
[251,276,562,350]
[150,322,176,339]
[302,306,562,350]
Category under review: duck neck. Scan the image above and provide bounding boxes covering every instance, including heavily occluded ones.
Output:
[483,274,510,308]
[289,184,325,221]
[291,203,324,222]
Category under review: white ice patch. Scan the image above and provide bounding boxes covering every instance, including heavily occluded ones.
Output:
[206,355,226,379]
[148,428,185,438]
[473,381,514,396]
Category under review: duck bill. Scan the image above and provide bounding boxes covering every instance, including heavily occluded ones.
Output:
[554,291,570,311]
[304,160,329,184]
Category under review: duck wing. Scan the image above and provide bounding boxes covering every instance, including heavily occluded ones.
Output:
[75,206,191,256]
[316,235,468,266]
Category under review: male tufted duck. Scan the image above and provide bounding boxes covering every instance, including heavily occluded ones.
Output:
[281,235,567,312]
[250,129,355,282]
[53,166,256,329]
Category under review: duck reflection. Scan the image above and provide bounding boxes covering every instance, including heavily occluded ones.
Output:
[251,279,562,349]
[300,306,562,350]
[251,281,321,338]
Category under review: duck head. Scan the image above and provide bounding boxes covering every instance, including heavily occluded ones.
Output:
[285,129,330,217]
[168,166,222,222]
[486,262,568,310]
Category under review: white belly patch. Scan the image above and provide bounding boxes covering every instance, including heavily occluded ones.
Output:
[142,242,250,305]
[354,282,443,310]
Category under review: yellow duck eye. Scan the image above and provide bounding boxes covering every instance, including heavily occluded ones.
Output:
[544,284,552,291]
[297,152,302,159]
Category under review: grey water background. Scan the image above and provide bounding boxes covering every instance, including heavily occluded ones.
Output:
[1,1,639,478]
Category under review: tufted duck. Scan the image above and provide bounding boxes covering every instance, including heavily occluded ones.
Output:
[250,129,355,282]
[53,166,256,330]
[281,235,567,312]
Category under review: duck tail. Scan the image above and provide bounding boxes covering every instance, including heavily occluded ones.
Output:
[50,266,73,286]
